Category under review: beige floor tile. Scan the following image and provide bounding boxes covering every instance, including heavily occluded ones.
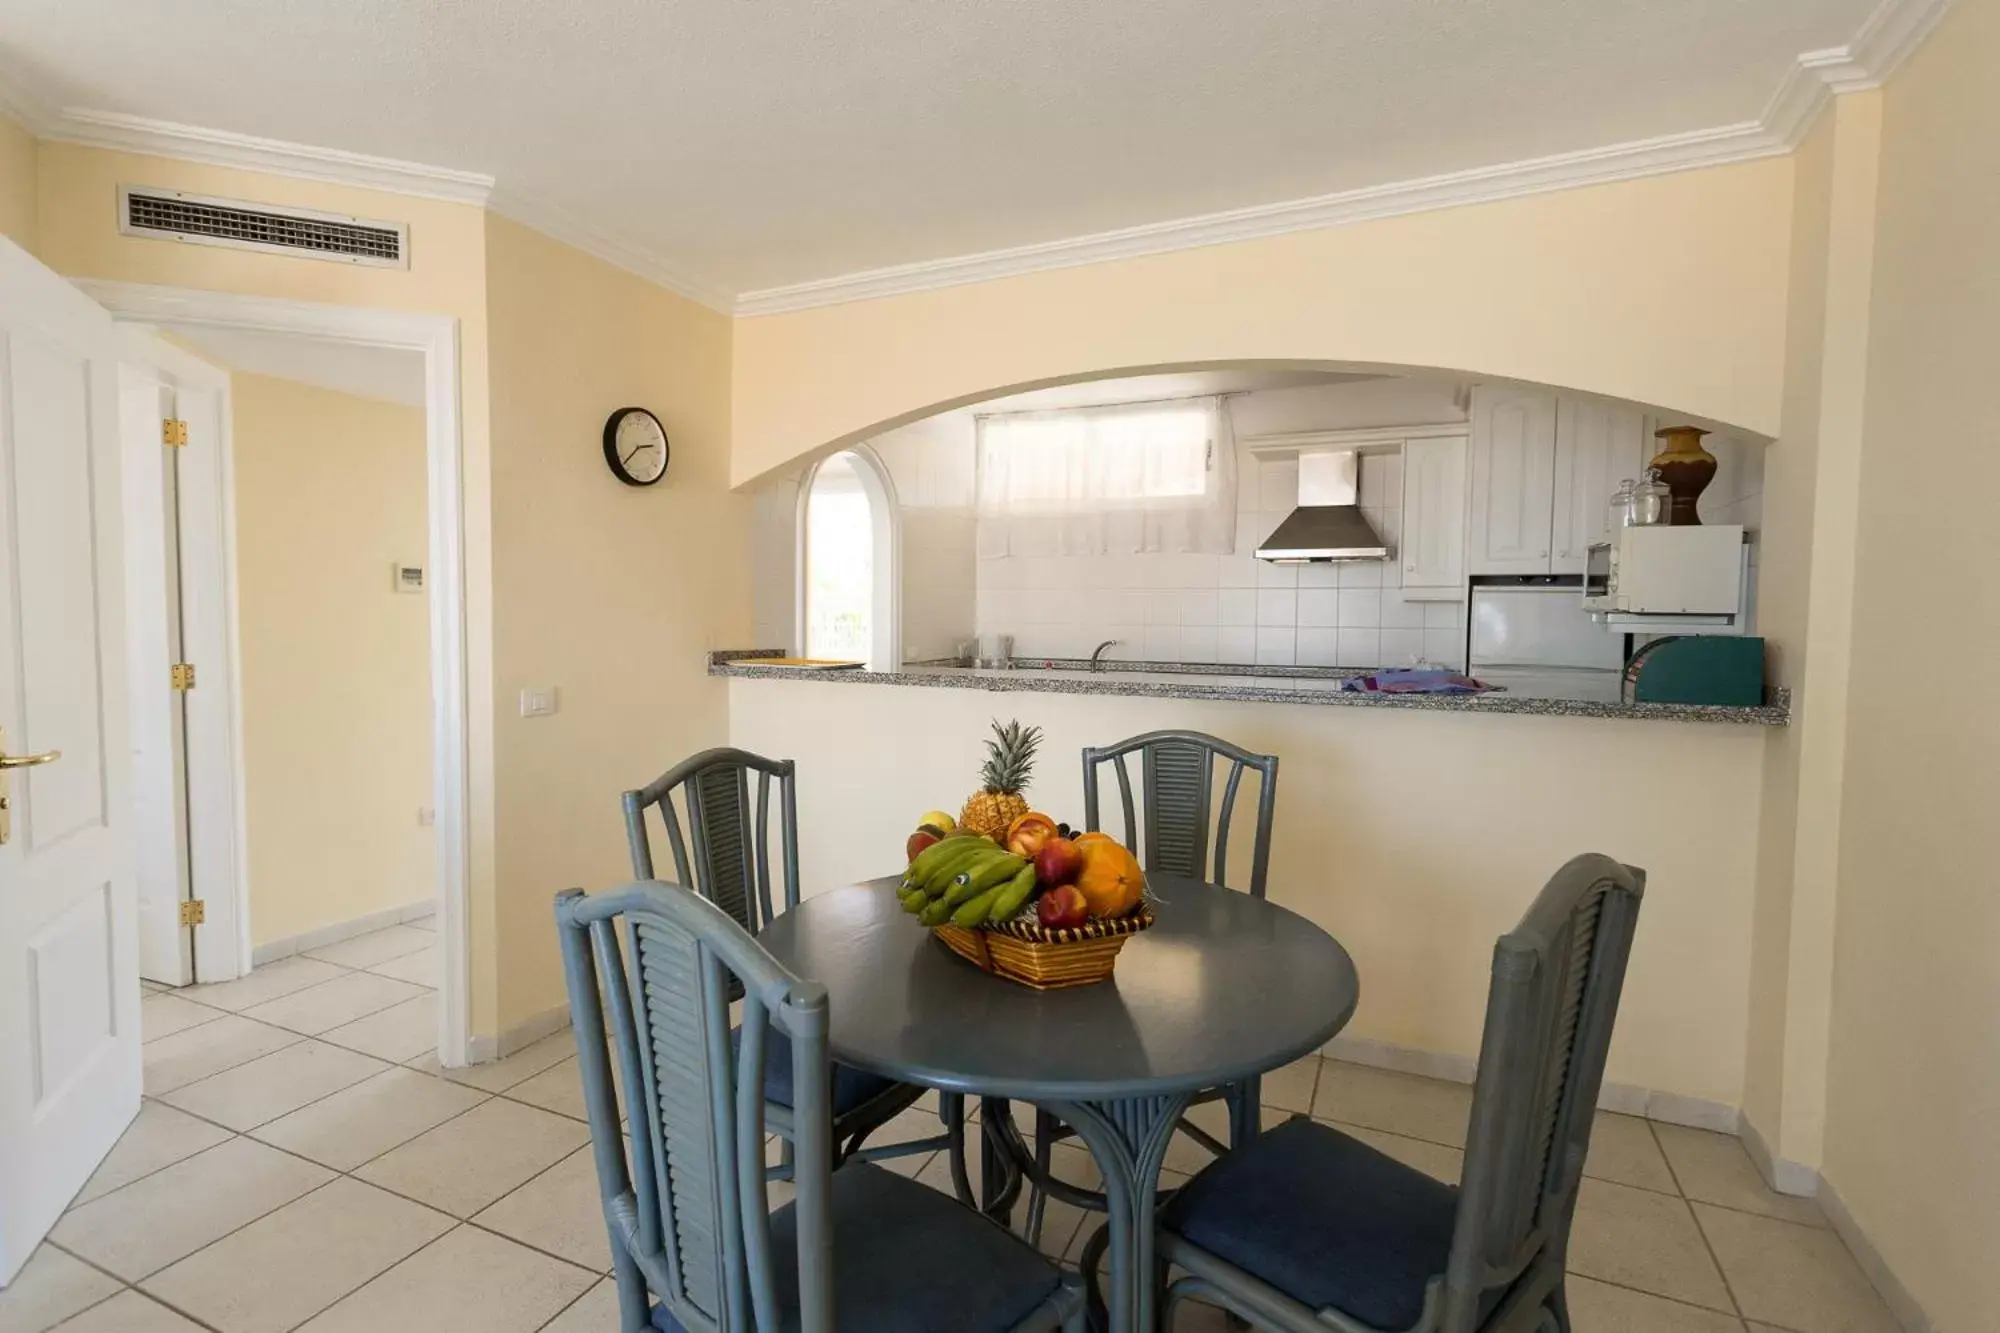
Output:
[47,1290,206,1333]
[241,971,429,1037]
[318,993,438,1063]
[251,1067,488,1171]
[355,1096,590,1217]
[182,956,347,1013]
[1017,1192,1090,1262]
[1567,1179,1734,1313]
[1259,1056,1322,1114]
[1584,1114,1680,1194]
[1166,1299,1235,1333]
[140,994,222,1045]
[880,1149,934,1178]
[142,1178,455,1333]
[1694,1204,1899,1333]
[0,1243,120,1333]
[1655,1125,1826,1226]
[53,1137,333,1280]
[159,1040,389,1131]
[502,1056,587,1121]
[1311,1060,1473,1148]
[303,925,434,970]
[1182,1095,1291,1148]
[474,1147,611,1271]
[140,978,169,994]
[142,1014,302,1095]
[412,1030,575,1092]
[294,1226,595,1333]
[1336,1122,1466,1184]
[540,1278,620,1333]
[74,1102,233,1205]
[364,945,438,988]
[1565,1276,1747,1332]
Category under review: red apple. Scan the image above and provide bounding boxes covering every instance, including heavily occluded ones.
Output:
[1034,836,1085,888]
[906,829,941,863]
[1036,884,1089,930]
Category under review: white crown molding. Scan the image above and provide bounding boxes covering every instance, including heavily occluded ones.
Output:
[734,0,1953,315]
[40,108,495,204]
[486,188,733,314]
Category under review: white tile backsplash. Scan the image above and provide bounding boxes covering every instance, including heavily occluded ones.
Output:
[973,445,1466,669]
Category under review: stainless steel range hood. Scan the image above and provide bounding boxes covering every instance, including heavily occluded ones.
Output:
[1253,449,1392,563]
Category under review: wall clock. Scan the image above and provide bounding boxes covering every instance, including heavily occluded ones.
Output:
[603,407,670,487]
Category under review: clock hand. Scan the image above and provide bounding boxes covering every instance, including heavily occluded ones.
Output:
[622,444,652,466]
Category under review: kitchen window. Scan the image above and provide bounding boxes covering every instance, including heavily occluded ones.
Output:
[798,447,900,668]
[975,396,1237,557]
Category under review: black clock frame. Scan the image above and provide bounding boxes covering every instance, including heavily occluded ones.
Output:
[602,406,671,487]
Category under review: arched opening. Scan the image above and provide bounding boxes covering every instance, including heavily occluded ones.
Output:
[797,446,900,669]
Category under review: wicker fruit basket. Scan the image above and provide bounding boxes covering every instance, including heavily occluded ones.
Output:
[933,905,1155,990]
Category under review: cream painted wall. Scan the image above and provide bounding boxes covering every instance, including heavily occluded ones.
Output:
[483,213,749,1032]
[33,141,506,1032]
[231,374,433,945]
[730,678,1765,1108]
[1742,93,1883,1171]
[1821,0,2000,1324]
[0,112,35,255]
[731,160,1794,486]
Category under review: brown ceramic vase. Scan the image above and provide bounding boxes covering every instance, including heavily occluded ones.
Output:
[1648,426,1717,526]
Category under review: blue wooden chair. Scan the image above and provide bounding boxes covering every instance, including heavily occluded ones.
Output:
[556,881,1087,1333]
[624,748,952,1177]
[1154,854,1647,1333]
[1015,730,1281,1247]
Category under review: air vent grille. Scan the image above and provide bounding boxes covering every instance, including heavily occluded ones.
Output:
[120,187,408,268]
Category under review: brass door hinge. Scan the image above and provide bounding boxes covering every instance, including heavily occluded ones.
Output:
[162,419,189,447]
[170,662,196,691]
[179,899,206,927]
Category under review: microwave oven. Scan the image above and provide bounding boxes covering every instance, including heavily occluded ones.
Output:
[1583,525,1747,627]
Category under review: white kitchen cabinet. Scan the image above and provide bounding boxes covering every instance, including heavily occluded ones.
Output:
[1468,387,1558,575]
[1551,399,1649,573]
[1398,433,1468,597]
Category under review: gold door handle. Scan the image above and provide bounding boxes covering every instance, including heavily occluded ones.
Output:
[0,748,59,769]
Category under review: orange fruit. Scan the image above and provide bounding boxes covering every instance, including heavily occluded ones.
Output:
[1074,831,1116,847]
[1074,839,1145,919]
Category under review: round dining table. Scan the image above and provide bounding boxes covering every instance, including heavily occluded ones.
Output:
[759,873,1360,1333]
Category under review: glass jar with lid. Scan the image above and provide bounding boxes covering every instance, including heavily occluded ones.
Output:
[1606,479,1637,532]
[1631,468,1671,526]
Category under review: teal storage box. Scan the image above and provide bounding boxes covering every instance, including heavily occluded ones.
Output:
[1623,636,1765,706]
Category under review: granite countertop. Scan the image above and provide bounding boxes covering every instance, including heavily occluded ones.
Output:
[710,651,1789,726]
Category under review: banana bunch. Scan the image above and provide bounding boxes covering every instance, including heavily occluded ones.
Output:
[898,835,1038,929]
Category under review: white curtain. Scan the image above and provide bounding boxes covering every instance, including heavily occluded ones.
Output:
[975,396,1237,557]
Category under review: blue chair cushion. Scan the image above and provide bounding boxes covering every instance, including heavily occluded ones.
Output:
[650,1161,1066,1333]
[1160,1117,1460,1330]
[733,1024,901,1119]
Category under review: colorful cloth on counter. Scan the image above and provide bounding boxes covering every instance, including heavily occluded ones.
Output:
[1340,669,1497,695]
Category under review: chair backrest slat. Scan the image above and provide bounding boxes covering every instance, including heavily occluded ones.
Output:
[624,748,802,934]
[1083,730,1279,897]
[557,882,835,1333]
[1441,854,1645,1328]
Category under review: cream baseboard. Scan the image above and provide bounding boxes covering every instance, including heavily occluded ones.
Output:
[1320,1034,1742,1134]
[1818,1177,1938,1333]
[251,899,435,967]
[466,1003,572,1066]
[1739,1112,1824,1198]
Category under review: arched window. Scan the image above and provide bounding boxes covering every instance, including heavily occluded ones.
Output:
[798,448,899,668]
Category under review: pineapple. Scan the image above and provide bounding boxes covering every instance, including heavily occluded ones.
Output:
[959,718,1041,837]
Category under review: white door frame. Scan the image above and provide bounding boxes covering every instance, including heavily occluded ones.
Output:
[76,279,473,1069]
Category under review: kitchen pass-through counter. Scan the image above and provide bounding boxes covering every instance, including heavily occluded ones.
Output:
[710,652,1789,726]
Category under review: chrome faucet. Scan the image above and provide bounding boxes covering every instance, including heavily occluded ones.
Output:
[1090,639,1122,671]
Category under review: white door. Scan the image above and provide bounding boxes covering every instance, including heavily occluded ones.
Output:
[118,347,238,987]
[1551,399,1647,574]
[1398,434,1469,595]
[0,240,140,1285]
[1468,387,1558,575]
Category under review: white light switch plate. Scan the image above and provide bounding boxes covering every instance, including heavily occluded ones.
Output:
[519,686,558,718]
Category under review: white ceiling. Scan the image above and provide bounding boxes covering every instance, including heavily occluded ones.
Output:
[166,326,426,407]
[0,0,1908,304]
